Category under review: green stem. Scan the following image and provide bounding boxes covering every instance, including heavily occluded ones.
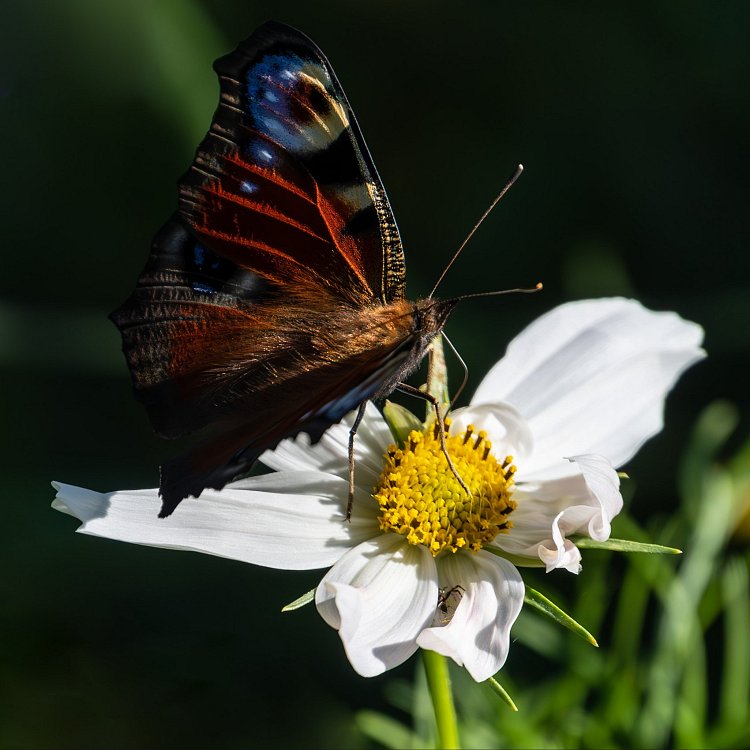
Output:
[426,336,451,416]
[423,338,459,749]
[423,650,460,749]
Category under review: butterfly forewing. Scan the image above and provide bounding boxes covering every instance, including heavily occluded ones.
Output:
[181,21,405,304]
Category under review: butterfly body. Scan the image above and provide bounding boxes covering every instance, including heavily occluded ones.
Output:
[112,22,457,515]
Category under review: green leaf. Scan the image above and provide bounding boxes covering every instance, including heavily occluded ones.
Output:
[281,588,315,612]
[487,676,518,711]
[719,557,750,729]
[524,587,599,647]
[356,710,421,749]
[382,400,423,445]
[575,537,682,555]
[679,400,739,514]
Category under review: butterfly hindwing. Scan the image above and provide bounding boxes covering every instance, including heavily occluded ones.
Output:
[156,332,417,516]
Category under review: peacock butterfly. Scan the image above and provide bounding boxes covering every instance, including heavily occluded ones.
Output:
[111,22,523,517]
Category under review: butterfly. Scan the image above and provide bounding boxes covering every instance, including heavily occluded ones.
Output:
[111,21,519,518]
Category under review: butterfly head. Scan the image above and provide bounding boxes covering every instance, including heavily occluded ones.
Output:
[413,297,460,341]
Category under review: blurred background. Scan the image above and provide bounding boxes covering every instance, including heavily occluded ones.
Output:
[2,1,748,747]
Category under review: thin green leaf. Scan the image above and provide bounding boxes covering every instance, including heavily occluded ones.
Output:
[637,467,734,749]
[487,676,518,711]
[356,710,421,749]
[675,621,708,748]
[575,537,682,555]
[281,588,315,612]
[524,587,599,647]
[719,557,750,729]
[679,400,738,514]
[611,514,679,602]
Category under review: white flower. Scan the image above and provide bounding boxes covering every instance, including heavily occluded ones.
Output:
[52,298,705,681]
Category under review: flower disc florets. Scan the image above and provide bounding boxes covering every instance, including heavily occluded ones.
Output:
[373,419,517,556]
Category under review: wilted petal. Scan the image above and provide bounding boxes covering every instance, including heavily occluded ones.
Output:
[537,511,584,573]
[491,498,584,573]
[52,472,379,570]
[472,298,705,474]
[316,534,438,677]
[492,454,621,573]
[568,454,623,540]
[417,551,524,681]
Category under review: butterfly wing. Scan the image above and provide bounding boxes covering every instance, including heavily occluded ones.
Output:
[111,23,414,513]
[181,20,406,304]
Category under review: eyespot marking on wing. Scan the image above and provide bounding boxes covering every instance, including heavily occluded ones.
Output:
[247,53,350,156]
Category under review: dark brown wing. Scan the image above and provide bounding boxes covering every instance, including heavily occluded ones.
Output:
[111,23,415,513]
[156,309,420,516]
[111,215,421,516]
[180,20,406,304]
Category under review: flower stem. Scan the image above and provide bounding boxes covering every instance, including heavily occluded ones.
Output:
[423,649,460,749]
[426,336,450,415]
[423,338,459,749]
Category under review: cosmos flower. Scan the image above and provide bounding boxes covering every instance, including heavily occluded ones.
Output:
[52,298,705,681]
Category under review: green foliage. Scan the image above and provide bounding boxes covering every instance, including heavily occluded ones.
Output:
[523,587,598,648]
[357,402,750,749]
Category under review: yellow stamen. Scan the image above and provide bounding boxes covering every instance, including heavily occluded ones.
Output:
[373,420,517,556]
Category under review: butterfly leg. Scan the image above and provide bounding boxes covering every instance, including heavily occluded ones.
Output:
[395,383,472,500]
[346,401,368,522]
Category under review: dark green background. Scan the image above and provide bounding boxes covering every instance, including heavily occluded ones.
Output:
[2,1,747,747]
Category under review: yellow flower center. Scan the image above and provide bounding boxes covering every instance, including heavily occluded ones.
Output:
[373,420,517,556]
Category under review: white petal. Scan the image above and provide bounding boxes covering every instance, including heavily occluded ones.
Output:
[448,403,534,465]
[416,551,524,682]
[471,298,705,473]
[491,499,583,573]
[316,534,438,677]
[537,511,584,574]
[52,472,379,570]
[570,454,623,540]
[493,454,622,573]
[260,402,392,488]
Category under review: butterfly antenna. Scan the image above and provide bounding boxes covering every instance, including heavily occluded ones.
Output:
[428,164,524,298]
[449,283,543,303]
